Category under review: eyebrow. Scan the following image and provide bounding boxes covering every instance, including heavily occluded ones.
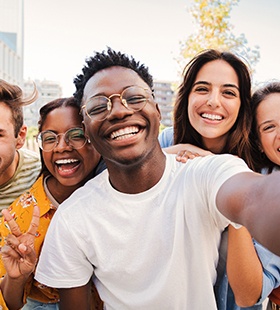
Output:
[192,81,240,91]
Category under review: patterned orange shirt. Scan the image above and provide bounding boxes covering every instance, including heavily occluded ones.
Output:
[0,175,103,310]
[0,175,59,308]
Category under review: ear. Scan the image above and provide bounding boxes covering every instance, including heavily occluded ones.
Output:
[155,103,162,122]
[16,125,27,149]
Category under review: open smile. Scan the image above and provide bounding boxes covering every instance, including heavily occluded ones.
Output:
[110,126,140,141]
[201,113,223,121]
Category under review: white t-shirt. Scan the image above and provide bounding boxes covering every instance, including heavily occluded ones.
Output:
[35,153,250,309]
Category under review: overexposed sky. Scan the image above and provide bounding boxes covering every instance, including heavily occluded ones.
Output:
[23,0,280,96]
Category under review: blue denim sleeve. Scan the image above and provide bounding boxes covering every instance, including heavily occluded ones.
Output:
[158,127,174,148]
[254,239,280,304]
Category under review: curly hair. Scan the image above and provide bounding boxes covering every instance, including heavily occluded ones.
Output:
[173,49,253,169]
[73,47,153,105]
[0,79,38,136]
[250,81,280,173]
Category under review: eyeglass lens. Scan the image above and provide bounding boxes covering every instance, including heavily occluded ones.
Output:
[37,128,87,151]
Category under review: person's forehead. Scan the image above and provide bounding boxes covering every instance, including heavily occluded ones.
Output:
[0,102,13,120]
[83,66,148,101]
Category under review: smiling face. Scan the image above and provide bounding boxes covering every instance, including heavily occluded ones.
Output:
[188,60,241,153]
[256,93,280,166]
[41,106,100,188]
[0,102,26,185]
[82,66,161,168]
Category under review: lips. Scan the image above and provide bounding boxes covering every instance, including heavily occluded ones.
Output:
[201,113,223,121]
[110,126,140,140]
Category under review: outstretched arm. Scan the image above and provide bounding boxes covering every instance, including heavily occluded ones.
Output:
[217,171,280,256]
[0,205,39,310]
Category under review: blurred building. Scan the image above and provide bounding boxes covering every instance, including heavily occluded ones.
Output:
[0,0,24,85]
[24,79,63,127]
[153,80,176,127]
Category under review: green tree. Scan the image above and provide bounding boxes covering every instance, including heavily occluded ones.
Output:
[178,0,260,72]
[25,126,39,152]
[26,126,38,140]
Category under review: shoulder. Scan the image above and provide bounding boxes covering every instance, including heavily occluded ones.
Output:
[19,148,40,162]
[8,175,48,216]
[158,127,174,148]
[18,148,41,172]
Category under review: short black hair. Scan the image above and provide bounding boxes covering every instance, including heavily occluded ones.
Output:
[73,47,153,105]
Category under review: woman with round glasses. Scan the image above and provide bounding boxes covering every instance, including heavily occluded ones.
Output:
[0,97,104,310]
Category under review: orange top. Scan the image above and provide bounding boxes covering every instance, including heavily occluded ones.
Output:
[0,175,103,309]
[0,175,59,307]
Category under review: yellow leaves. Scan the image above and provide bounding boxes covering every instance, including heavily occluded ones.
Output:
[177,0,260,73]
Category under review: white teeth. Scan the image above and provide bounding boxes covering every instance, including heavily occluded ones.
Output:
[55,159,78,164]
[201,113,222,120]
[111,126,139,140]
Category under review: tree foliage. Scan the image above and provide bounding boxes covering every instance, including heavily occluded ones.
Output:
[178,0,260,73]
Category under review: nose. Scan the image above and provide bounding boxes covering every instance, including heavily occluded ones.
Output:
[53,134,72,152]
[106,97,133,120]
[207,91,221,108]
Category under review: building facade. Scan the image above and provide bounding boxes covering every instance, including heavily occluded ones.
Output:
[153,80,176,127]
[0,0,24,85]
[24,78,63,127]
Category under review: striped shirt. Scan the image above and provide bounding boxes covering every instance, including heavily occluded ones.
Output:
[0,148,41,211]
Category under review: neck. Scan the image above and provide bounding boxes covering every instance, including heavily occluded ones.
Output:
[202,136,227,154]
[46,176,81,204]
[106,148,166,194]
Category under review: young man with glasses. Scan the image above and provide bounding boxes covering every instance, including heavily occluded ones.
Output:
[31,48,280,309]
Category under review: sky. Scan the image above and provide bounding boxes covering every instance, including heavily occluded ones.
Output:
[23,0,280,96]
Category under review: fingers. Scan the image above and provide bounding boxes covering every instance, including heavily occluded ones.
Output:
[1,242,21,259]
[27,205,40,236]
[1,209,22,237]
[1,205,40,237]
[176,150,199,162]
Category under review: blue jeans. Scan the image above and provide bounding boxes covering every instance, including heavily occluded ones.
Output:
[22,298,59,310]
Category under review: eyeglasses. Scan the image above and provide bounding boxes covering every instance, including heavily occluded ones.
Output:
[36,127,87,152]
[81,86,153,121]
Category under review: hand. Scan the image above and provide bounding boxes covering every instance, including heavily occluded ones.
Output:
[176,149,201,163]
[163,143,212,163]
[1,205,40,279]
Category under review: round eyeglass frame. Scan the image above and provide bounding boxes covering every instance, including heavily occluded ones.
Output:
[81,85,153,121]
[36,127,87,152]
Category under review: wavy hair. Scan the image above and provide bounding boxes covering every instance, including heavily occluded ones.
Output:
[173,49,253,168]
[0,79,38,136]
